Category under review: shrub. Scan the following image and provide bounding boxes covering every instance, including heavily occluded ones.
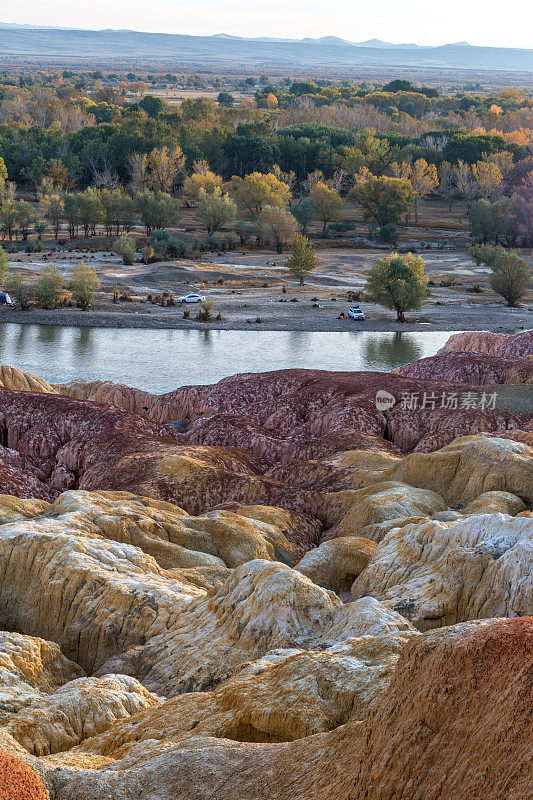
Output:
[151,230,186,259]
[113,233,136,265]
[489,251,532,307]
[5,272,34,309]
[197,300,214,321]
[70,261,101,310]
[35,265,63,309]
[378,223,399,246]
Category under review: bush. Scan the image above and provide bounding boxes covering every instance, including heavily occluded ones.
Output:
[70,261,101,310]
[142,245,155,264]
[378,223,399,246]
[489,251,532,307]
[440,273,457,287]
[197,300,214,321]
[5,272,34,309]
[151,230,186,259]
[35,265,63,309]
[329,220,356,235]
[113,233,136,265]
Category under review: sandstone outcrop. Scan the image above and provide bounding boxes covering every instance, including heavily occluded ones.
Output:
[295,536,377,592]
[38,617,532,800]
[0,330,530,799]
[0,749,49,800]
[352,513,533,629]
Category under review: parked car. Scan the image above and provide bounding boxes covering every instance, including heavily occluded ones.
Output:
[348,305,365,320]
[177,293,206,304]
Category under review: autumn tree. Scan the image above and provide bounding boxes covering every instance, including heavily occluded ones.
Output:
[285,234,317,284]
[182,161,223,207]
[453,160,476,206]
[391,159,438,223]
[196,187,237,234]
[364,252,428,322]
[0,157,7,203]
[147,146,185,193]
[471,160,503,200]
[229,172,291,218]
[0,245,7,284]
[349,176,414,228]
[70,260,101,310]
[256,206,299,253]
[309,181,344,235]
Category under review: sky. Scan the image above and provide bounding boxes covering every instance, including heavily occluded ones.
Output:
[2,0,532,49]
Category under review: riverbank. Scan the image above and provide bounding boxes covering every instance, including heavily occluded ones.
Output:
[4,246,533,333]
[0,301,530,333]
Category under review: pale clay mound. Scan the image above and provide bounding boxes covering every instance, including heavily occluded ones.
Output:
[0,330,531,799]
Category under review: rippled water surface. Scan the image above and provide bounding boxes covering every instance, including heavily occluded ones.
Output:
[0,325,455,393]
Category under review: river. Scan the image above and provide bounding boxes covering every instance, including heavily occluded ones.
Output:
[0,324,455,393]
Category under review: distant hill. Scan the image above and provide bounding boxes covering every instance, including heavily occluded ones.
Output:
[0,25,531,72]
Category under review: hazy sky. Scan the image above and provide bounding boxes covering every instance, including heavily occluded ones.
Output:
[3,0,532,49]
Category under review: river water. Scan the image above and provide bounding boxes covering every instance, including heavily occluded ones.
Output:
[0,324,455,393]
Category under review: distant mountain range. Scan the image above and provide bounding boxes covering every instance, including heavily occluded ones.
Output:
[0,24,531,72]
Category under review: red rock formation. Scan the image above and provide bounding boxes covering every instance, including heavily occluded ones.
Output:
[439,329,533,358]
[395,350,533,385]
[0,750,49,800]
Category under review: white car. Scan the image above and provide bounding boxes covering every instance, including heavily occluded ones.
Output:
[178,293,206,304]
[348,305,365,320]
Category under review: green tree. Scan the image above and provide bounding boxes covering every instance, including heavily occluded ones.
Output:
[218,92,235,107]
[138,95,164,118]
[77,188,102,237]
[285,234,318,284]
[196,187,236,234]
[114,233,137,265]
[14,201,36,241]
[136,191,180,235]
[309,181,343,235]
[365,252,428,322]
[62,193,81,239]
[70,260,101,310]
[293,197,318,234]
[469,198,515,245]
[35,265,63,309]
[0,200,16,241]
[256,206,299,253]
[489,251,532,307]
[350,176,414,228]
